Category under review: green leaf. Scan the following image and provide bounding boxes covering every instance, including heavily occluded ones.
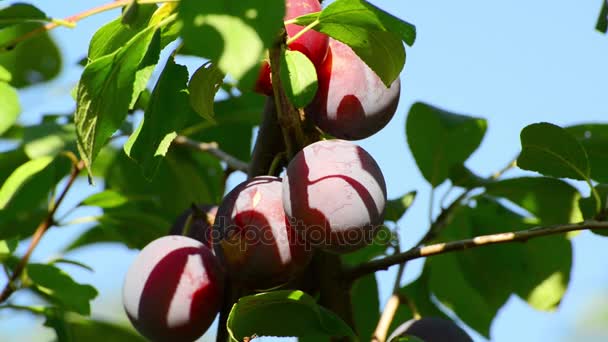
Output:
[0,22,61,88]
[429,199,571,337]
[105,149,224,218]
[87,4,157,60]
[124,58,194,179]
[0,64,10,81]
[448,164,491,189]
[75,26,161,176]
[80,190,129,209]
[50,258,94,273]
[389,267,447,336]
[341,225,393,266]
[0,3,47,29]
[293,0,416,86]
[352,274,380,341]
[22,122,76,159]
[597,0,607,33]
[65,207,171,251]
[27,263,98,315]
[280,49,318,108]
[0,81,19,135]
[58,315,147,342]
[227,290,355,341]
[393,336,426,342]
[566,124,608,183]
[178,0,284,87]
[188,62,224,121]
[384,191,416,223]
[486,177,583,224]
[517,122,590,181]
[0,156,54,209]
[0,237,18,260]
[579,184,608,236]
[406,102,487,187]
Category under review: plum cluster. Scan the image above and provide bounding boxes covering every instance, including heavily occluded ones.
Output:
[255,0,401,141]
[122,0,402,339]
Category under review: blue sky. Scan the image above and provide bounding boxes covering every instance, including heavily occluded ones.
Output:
[1,0,607,341]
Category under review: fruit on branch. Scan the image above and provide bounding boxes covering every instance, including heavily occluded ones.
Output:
[387,317,473,342]
[308,39,401,140]
[213,176,312,289]
[169,204,218,249]
[255,0,329,95]
[123,236,224,342]
[282,139,387,253]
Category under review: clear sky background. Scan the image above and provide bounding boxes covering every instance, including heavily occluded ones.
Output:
[1,0,607,341]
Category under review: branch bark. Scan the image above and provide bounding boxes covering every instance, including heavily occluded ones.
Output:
[173,136,249,172]
[344,220,608,281]
[0,159,85,303]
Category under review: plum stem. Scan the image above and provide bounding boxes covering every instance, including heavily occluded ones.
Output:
[344,220,608,281]
[285,19,321,46]
[0,159,85,303]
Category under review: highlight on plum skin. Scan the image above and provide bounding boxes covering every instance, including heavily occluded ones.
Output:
[169,204,218,249]
[282,139,387,253]
[122,236,224,342]
[254,0,329,96]
[213,176,312,290]
[308,38,401,140]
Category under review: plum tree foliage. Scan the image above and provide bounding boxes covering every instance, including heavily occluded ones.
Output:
[0,0,606,341]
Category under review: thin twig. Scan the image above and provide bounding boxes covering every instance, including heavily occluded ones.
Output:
[0,160,85,303]
[372,294,400,342]
[0,0,178,50]
[173,136,249,172]
[344,220,608,281]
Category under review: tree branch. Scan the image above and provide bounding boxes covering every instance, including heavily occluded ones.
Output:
[173,136,249,173]
[344,220,608,281]
[0,159,85,303]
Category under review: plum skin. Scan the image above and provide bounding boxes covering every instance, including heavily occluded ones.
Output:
[169,204,218,249]
[123,236,224,342]
[308,39,401,140]
[213,176,312,289]
[282,140,387,253]
[387,317,473,342]
[255,0,329,96]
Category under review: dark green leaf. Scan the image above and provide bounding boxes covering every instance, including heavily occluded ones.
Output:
[406,102,487,187]
[352,274,380,341]
[0,64,10,81]
[384,191,416,223]
[0,3,47,29]
[188,62,224,121]
[517,122,590,181]
[27,263,98,315]
[104,149,224,219]
[0,22,61,87]
[566,124,608,183]
[0,81,19,135]
[486,177,583,224]
[80,190,129,209]
[597,0,607,33]
[65,210,170,251]
[59,315,146,342]
[178,0,285,87]
[0,237,18,261]
[393,336,426,342]
[121,0,140,26]
[124,58,195,179]
[75,26,161,176]
[50,259,94,272]
[227,290,355,341]
[429,199,571,337]
[448,164,491,189]
[341,225,393,266]
[579,184,608,237]
[280,49,318,108]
